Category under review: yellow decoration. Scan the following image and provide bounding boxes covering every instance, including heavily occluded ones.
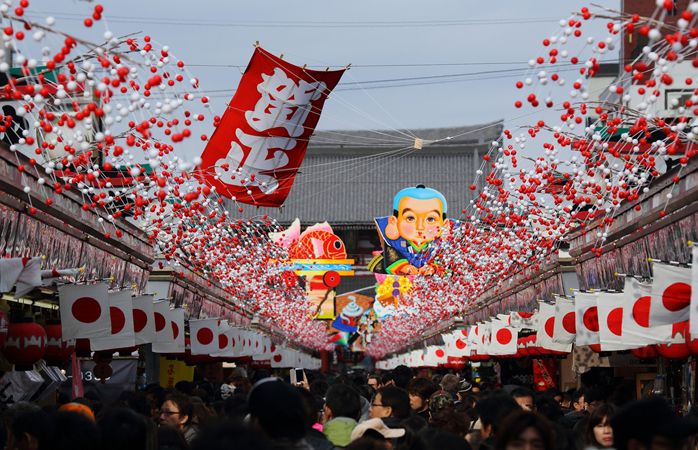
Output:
[159,357,194,388]
[375,275,412,307]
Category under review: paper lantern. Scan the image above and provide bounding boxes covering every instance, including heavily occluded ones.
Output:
[517,337,530,358]
[630,346,659,360]
[656,322,690,360]
[75,338,92,357]
[526,335,541,357]
[656,342,690,359]
[93,362,113,381]
[2,318,47,370]
[44,321,74,365]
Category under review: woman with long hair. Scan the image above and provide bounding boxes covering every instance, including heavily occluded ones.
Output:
[585,403,616,449]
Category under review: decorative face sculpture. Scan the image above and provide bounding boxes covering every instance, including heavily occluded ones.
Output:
[385,195,446,247]
[394,197,445,246]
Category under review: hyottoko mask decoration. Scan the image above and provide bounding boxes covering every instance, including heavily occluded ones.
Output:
[370,185,453,276]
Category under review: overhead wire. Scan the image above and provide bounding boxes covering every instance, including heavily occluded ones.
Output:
[25,12,561,29]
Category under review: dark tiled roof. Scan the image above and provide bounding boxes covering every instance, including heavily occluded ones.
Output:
[232,120,503,224]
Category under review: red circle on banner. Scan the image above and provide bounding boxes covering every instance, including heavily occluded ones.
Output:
[460,329,468,337]
[172,321,179,339]
[110,306,126,334]
[72,297,101,323]
[231,338,236,348]
[456,339,466,349]
[435,348,445,358]
[662,282,691,312]
[273,354,282,363]
[583,307,599,332]
[544,317,555,337]
[154,312,166,332]
[608,307,623,336]
[197,327,214,345]
[133,309,147,332]
[322,271,341,288]
[497,328,513,345]
[270,344,276,352]
[632,296,651,327]
[562,312,576,334]
[219,333,228,349]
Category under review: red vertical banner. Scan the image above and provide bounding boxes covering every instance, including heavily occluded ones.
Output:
[532,358,558,392]
[197,47,345,207]
[71,353,84,399]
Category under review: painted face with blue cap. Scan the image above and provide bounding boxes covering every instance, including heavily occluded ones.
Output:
[385,186,446,247]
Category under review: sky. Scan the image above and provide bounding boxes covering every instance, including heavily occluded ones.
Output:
[20,0,620,159]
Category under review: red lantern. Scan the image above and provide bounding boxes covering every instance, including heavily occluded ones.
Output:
[44,321,74,365]
[75,338,92,357]
[446,356,467,369]
[2,318,47,370]
[526,335,540,357]
[469,351,489,362]
[656,342,690,359]
[93,362,113,381]
[517,337,529,357]
[656,321,690,360]
[630,345,659,359]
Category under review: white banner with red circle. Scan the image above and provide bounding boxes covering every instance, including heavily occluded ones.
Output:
[488,319,517,355]
[621,278,672,345]
[132,295,155,345]
[552,296,576,345]
[536,302,572,352]
[211,321,237,358]
[152,302,185,354]
[596,291,628,351]
[574,291,600,346]
[649,263,692,328]
[690,247,698,338]
[189,318,220,355]
[58,283,111,341]
[91,290,135,351]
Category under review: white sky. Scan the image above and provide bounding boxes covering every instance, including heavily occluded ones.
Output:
[15,0,620,162]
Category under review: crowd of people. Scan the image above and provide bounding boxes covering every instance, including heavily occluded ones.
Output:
[2,365,698,450]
